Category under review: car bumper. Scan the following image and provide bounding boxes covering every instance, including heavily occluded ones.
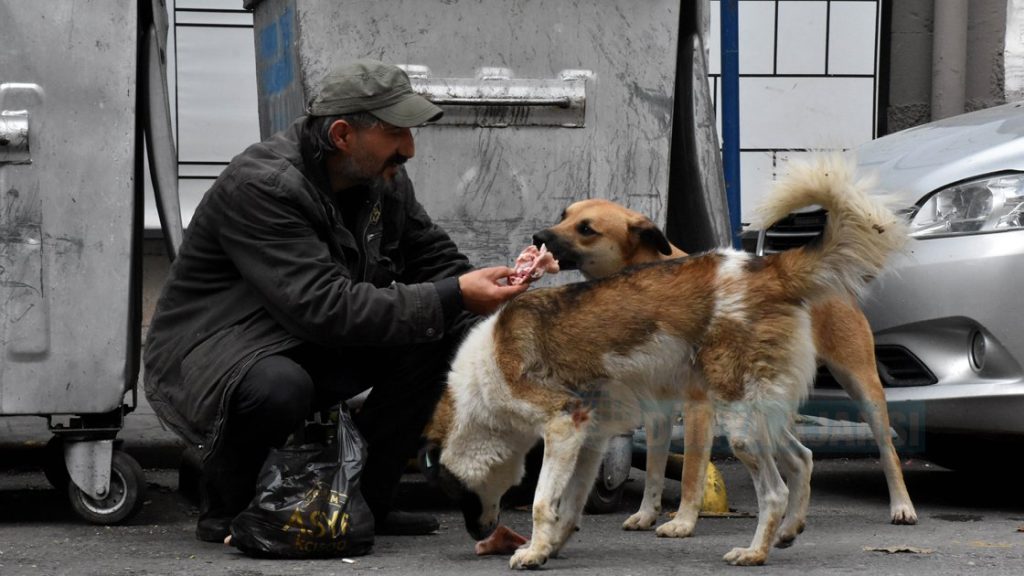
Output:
[810,229,1024,438]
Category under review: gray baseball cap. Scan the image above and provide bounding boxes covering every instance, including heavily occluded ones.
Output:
[307,59,443,127]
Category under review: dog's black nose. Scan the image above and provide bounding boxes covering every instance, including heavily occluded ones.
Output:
[469,519,498,541]
[532,231,552,248]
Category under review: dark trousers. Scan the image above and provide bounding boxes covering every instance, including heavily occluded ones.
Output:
[201,337,458,525]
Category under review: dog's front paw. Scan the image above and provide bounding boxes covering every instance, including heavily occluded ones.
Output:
[510,547,548,570]
[890,503,918,525]
[774,518,805,548]
[723,546,768,566]
[655,517,695,539]
[622,509,659,531]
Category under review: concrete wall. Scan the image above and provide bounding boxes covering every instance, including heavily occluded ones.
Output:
[886,0,1009,133]
[1005,0,1024,100]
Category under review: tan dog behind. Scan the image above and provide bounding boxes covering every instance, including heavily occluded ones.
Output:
[428,155,909,567]
[532,197,918,532]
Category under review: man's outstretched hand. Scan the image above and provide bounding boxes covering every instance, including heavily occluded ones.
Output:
[459,266,529,315]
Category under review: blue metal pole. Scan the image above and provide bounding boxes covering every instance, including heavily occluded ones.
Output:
[721,0,742,248]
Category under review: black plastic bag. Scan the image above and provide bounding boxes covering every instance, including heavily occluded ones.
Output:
[229,409,374,558]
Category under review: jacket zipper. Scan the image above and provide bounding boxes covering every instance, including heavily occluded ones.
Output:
[360,199,381,282]
[201,347,267,460]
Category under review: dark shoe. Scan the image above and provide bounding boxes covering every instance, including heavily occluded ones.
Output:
[196,516,232,543]
[375,510,439,536]
[195,457,257,543]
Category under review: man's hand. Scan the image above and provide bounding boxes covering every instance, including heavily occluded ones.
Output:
[459,266,529,315]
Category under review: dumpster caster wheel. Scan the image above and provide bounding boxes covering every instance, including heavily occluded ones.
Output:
[68,451,147,524]
[43,436,71,492]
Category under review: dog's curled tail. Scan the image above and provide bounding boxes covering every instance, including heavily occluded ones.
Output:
[750,153,907,302]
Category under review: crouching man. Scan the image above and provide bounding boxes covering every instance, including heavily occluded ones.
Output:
[144,59,526,542]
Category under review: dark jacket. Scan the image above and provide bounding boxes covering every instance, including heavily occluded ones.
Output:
[143,117,474,455]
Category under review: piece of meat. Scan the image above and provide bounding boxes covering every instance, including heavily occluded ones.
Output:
[509,244,560,286]
[474,524,529,556]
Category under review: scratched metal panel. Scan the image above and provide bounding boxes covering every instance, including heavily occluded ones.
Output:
[252,0,680,271]
[0,1,138,415]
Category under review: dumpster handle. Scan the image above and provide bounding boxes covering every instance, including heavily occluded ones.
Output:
[428,96,573,108]
[0,83,45,166]
[402,67,590,128]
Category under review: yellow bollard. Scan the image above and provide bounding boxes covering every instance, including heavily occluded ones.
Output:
[664,453,729,515]
[700,461,729,514]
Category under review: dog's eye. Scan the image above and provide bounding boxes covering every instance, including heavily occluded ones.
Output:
[577,221,597,236]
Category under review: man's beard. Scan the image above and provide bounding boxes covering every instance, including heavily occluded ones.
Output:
[337,152,384,188]
[337,150,406,189]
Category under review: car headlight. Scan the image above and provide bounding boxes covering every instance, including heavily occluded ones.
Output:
[910,173,1024,238]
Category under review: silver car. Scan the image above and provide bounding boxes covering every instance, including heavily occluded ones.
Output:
[747,101,1024,468]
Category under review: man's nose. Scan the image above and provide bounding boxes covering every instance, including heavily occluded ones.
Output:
[398,128,415,160]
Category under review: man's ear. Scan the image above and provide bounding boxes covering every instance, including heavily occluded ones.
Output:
[629,219,673,255]
[328,119,355,152]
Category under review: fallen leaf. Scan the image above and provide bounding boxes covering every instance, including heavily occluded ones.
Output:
[967,540,1013,549]
[863,545,934,554]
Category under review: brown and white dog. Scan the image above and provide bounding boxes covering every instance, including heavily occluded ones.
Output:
[531,192,917,532]
[426,156,907,567]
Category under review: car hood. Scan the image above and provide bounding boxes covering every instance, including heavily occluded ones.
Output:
[856,101,1024,204]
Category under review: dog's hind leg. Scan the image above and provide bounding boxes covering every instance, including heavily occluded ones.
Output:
[550,438,609,556]
[719,408,788,566]
[510,412,592,570]
[623,408,672,530]
[828,360,918,525]
[655,395,714,539]
[814,299,916,525]
[774,428,813,548]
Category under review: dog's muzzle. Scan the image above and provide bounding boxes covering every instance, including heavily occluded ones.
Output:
[533,230,579,270]
[437,465,497,540]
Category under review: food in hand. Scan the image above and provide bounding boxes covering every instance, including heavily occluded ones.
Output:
[509,244,559,285]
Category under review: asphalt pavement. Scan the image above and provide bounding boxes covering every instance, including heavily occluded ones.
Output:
[2,397,1023,575]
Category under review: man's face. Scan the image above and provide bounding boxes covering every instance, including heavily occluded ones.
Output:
[339,121,416,185]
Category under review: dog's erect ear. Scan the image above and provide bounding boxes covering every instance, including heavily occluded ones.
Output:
[629,219,673,255]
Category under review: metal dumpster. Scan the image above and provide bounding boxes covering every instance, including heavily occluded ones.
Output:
[245,0,729,511]
[0,0,181,523]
